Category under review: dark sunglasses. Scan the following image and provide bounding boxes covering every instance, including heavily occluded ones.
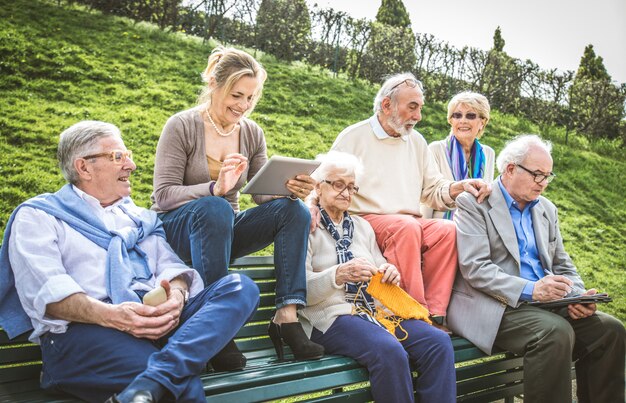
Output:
[451,112,480,120]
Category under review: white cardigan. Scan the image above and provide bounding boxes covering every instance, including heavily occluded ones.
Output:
[299,215,387,336]
[420,139,495,219]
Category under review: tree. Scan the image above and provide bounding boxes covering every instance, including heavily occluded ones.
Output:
[256,0,311,62]
[361,0,415,82]
[375,0,411,28]
[575,44,610,82]
[480,27,522,113]
[361,22,416,83]
[493,26,505,52]
[567,45,625,142]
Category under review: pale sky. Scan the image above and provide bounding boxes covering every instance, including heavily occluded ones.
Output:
[307,0,626,84]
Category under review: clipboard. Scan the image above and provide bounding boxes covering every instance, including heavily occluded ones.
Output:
[527,293,612,309]
[241,155,321,196]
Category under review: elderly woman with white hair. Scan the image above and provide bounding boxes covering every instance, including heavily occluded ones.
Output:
[421,91,495,219]
[300,151,456,403]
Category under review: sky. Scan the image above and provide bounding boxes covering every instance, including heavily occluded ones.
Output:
[307,0,626,84]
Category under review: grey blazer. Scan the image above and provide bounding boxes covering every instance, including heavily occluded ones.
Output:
[447,183,585,354]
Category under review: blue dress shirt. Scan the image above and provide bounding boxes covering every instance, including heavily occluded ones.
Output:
[497,178,545,301]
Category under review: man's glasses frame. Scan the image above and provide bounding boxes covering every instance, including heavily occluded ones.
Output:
[451,112,480,120]
[515,164,555,184]
[322,180,359,195]
[82,150,133,165]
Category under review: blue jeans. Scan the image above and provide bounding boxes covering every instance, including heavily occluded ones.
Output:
[311,315,456,403]
[158,196,310,308]
[40,274,259,402]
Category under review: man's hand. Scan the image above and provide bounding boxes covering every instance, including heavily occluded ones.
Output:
[568,289,597,320]
[106,302,178,340]
[532,275,573,302]
[450,179,492,203]
[106,279,186,340]
[308,203,321,233]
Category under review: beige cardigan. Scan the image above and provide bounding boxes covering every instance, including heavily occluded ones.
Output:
[151,106,271,213]
[299,215,387,337]
[420,138,495,219]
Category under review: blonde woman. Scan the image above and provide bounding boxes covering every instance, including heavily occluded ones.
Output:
[421,91,495,219]
[151,47,323,369]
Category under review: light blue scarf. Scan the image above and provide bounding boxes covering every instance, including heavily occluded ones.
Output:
[0,184,164,339]
[445,134,486,219]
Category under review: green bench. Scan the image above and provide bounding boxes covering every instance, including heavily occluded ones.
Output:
[0,256,524,402]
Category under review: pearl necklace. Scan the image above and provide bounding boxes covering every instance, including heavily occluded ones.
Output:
[206,107,238,137]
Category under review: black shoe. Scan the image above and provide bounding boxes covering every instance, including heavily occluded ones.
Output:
[105,391,153,403]
[210,339,247,372]
[268,318,324,361]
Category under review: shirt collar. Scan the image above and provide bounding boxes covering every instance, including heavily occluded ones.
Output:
[497,176,539,211]
[71,185,127,212]
[369,115,408,142]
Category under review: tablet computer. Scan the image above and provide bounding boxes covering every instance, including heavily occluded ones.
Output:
[241,155,321,196]
[527,293,612,309]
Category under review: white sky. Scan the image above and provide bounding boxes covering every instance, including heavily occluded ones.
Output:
[307,0,626,84]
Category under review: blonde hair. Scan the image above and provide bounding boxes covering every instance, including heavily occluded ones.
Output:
[447,91,491,138]
[198,46,267,116]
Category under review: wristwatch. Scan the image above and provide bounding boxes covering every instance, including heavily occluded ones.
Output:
[171,287,189,304]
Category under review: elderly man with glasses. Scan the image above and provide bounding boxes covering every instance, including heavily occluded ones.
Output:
[447,134,625,403]
[324,72,490,329]
[0,121,259,403]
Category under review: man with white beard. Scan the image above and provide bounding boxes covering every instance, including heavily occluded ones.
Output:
[324,72,491,329]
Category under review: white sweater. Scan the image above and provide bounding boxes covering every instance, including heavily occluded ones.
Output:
[420,139,496,218]
[331,116,454,216]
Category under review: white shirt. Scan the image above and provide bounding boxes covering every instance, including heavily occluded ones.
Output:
[8,185,203,343]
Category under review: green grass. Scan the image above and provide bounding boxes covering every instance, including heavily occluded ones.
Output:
[1,0,624,322]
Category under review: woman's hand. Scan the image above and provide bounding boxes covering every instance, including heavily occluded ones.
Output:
[286,174,316,200]
[214,153,248,196]
[335,257,378,286]
[378,263,401,286]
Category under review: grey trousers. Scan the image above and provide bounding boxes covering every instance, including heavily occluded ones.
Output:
[493,305,625,403]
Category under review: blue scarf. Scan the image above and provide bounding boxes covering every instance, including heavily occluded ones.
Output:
[319,207,381,327]
[445,134,486,219]
[0,184,164,339]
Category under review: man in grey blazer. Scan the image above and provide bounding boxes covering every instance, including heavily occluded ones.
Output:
[447,134,624,403]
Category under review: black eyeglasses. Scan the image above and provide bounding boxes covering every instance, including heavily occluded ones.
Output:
[451,112,480,120]
[516,164,556,184]
[323,180,359,195]
[389,78,423,92]
[82,150,133,165]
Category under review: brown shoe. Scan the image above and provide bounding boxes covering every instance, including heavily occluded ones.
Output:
[430,315,453,335]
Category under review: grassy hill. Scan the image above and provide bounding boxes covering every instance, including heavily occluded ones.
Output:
[1,0,624,322]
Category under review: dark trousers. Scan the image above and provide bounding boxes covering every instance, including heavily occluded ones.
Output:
[39,274,259,403]
[311,315,456,403]
[159,196,310,308]
[494,305,625,403]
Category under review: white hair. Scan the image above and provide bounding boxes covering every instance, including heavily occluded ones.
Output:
[57,121,121,184]
[312,151,363,184]
[496,134,552,174]
[373,72,424,114]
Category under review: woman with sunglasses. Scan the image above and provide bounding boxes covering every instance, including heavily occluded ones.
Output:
[421,91,495,219]
[302,151,456,403]
[150,46,324,370]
